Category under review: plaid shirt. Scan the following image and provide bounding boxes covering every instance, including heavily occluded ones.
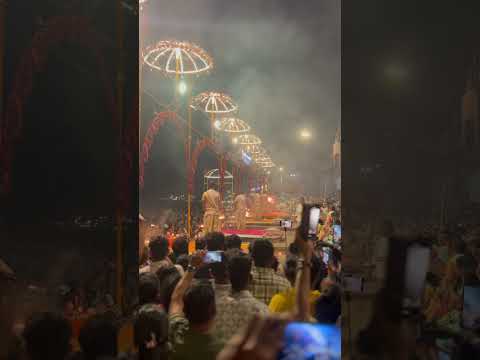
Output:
[250,266,291,305]
[213,289,269,345]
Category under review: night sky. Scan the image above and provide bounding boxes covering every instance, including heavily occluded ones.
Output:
[342,1,480,219]
[140,0,341,205]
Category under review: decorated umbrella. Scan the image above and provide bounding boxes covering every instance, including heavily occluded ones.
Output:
[143,40,213,78]
[191,91,238,140]
[217,117,250,133]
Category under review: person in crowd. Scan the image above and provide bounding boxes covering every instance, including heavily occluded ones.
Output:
[78,315,118,360]
[157,266,182,313]
[195,231,226,280]
[140,236,173,275]
[251,192,261,220]
[138,273,160,307]
[195,236,206,251]
[134,306,169,360]
[314,282,341,324]
[170,236,189,264]
[226,234,242,251]
[294,196,304,226]
[175,255,190,273]
[269,253,324,316]
[205,231,226,251]
[250,239,291,305]
[168,251,222,360]
[210,253,236,345]
[23,312,72,360]
[223,254,269,341]
[202,184,222,233]
[233,193,248,230]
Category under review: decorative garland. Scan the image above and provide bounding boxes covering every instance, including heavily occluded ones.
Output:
[139,111,181,188]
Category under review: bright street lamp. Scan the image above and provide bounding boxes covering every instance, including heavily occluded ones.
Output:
[299,129,312,140]
[178,80,187,95]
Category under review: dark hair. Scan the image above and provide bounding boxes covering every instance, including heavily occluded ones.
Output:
[78,315,118,360]
[23,312,72,360]
[157,267,181,312]
[226,234,242,250]
[205,232,225,251]
[149,236,169,261]
[229,254,252,292]
[134,309,169,360]
[288,243,299,255]
[210,253,229,284]
[196,237,206,250]
[183,282,216,325]
[173,236,189,256]
[176,254,190,272]
[251,239,274,267]
[284,256,298,285]
[314,284,341,324]
[139,273,159,305]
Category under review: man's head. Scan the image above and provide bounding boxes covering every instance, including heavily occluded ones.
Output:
[23,312,72,360]
[226,234,242,250]
[157,267,181,312]
[172,235,189,256]
[251,239,274,268]
[205,232,225,251]
[148,236,169,261]
[183,282,216,330]
[134,307,169,357]
[139,273,159,306]
[196,236,206,250]
[229,254,253,292]
[78,315,117,360]
[209,182,218,191]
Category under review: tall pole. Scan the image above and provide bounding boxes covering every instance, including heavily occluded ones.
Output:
[187,87,192,239]
[115,0,125,311]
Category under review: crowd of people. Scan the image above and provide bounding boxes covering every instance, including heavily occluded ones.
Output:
[1,222,343,360]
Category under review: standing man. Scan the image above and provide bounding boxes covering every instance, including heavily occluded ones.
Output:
[202,184,222,233]
[233,193,247,230]
[251,191,261,220]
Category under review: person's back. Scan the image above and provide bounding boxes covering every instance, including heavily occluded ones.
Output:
[140,236,172,275]
[203,189,220,214]
[250,239,291,305]
[78,315,118,360]
[23,312,72,360]
[134,306,169,360]
[170,282,222,360]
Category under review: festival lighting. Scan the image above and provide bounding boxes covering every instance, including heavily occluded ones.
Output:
[178,80,188,95]
[243,144,264,155]
[232,137,239,144]
[217,117,250,133]
[191,92,238,114]
[143,40,213,76]
[237,134,262,145]
[214,119,222,129]
[299,129,312,140]
[279,166,284,171]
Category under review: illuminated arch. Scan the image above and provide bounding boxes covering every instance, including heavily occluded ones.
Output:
[139,111,182,188]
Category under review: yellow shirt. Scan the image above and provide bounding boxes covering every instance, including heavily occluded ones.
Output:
[268,289,321,315]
